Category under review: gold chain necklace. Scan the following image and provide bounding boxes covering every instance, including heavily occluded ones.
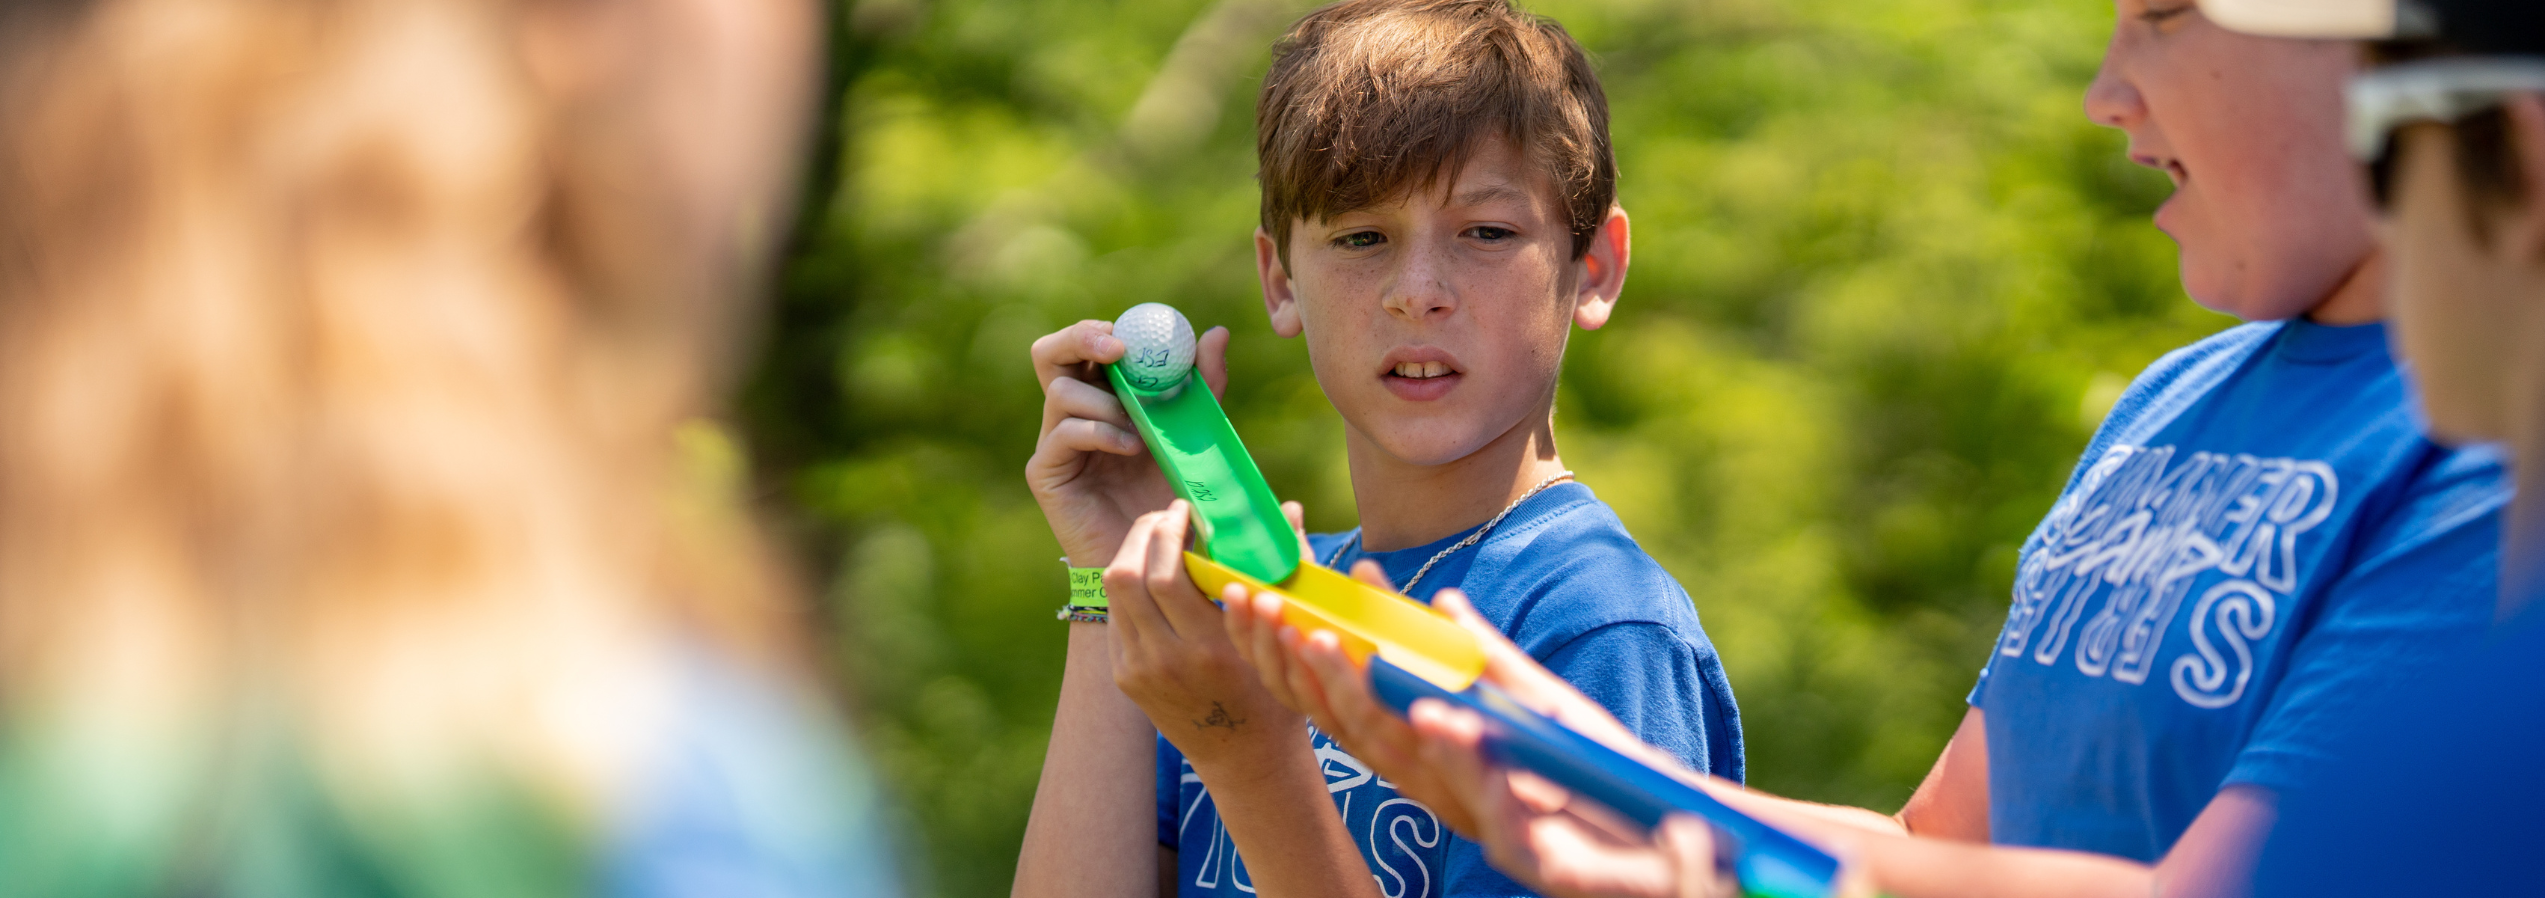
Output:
[1324,470,1576,596]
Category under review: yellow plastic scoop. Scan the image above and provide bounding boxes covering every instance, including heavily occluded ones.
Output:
[1185,551,1487,692]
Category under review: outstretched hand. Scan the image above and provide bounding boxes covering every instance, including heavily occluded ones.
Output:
[1225,559,1486,833]
[1413,702,1742,898]
[1221,544,1661,832]
[1225,570,1838,898]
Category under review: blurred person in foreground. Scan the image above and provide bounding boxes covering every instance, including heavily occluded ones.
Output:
[2195,0,2545,894]
[0,0,895,895]
[1224,1,2516,896]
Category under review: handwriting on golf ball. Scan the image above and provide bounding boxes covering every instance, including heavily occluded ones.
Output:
[1134,347,1175,368]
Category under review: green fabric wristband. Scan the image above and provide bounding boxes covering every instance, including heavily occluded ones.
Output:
[1067,566,1108,609]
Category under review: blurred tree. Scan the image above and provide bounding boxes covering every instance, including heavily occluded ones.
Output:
[740,0,2230,894]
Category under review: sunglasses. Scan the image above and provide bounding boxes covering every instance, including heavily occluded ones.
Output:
[2350,57,2545,209]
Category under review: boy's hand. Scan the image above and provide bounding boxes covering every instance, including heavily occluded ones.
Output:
[1225,562,1482,834]
[1028,320,1230,566]
[1234,578,1693,838]
[1219,499,1338,717]
[1411,704,1744,898]
[1108,500,1303,770]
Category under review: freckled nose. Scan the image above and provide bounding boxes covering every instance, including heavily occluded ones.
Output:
[1382,244,1456,321]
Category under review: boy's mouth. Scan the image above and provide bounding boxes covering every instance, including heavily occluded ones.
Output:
[2131,152,2189,189]
[1380,350,1463,402]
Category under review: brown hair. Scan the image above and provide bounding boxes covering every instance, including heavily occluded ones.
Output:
[2369,40,2530,231]
[0,0,815,854]
[1255,0,1615,266]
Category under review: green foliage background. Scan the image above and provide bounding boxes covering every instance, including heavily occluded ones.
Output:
[740,0,2234,894]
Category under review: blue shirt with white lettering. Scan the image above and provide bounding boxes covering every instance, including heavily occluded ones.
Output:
[2249,601,2545,897]
[1157,481,1740,898]
[1968,319,2507,861]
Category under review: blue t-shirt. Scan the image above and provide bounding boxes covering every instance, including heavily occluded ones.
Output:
[604,648,902,898]
[2250,604,2545,897]
[1968,320,2507,861]
[1156,481,1740,898]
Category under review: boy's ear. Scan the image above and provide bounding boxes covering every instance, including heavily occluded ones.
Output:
[2500,94,2545,264]
[1571,206,1630,331]
[1256,227,1304,337]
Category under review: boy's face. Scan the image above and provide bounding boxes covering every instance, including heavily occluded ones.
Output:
[1254,139,1627,469]
[2087,0,2373,321]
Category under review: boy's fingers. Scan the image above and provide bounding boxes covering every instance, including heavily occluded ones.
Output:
[1039,375,1134,437]
[1275,625,1333,724]
[1469,767,1545,877]
[1196,326,1232,399]
[1105,512,1174,645]
[1435,588,1521,652]
[1657,817,1733,898]
[1144,502,1218,640]
[1280,501,1313,562]
[1410,700,1502,816]
[1031,321,1125,391]
[1292,632,1374,734]
[1299,635,1415,752]
[1240,592,1304,708]
[1038,418,1143,464]
[1527,807,1679,898]
[1436,588,1596,713]
[1224,588,1294,707]
[1505,769,1576,817]
[1349,559,1396,591]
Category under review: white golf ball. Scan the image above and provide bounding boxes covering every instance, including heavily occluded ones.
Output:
[1113,302,1196,391]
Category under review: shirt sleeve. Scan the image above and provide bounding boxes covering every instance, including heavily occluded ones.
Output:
[600,658,904,898]
[2223,453,2505,793]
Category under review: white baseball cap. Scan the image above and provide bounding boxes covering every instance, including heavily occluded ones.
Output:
[2201,0,2540,53]
[2202,0,2545,182]
[2200,0,2420,39]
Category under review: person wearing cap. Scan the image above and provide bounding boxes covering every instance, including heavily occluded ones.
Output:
[1218,1,2518,896]
[2196,1,2545,894]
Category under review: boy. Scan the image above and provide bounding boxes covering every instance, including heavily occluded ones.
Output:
[2206,0,2545,894]
[1011,1,1741,897]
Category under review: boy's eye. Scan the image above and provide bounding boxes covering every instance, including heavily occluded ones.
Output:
[1466,226,1515,242]
[1335,231,1385,249]
[2138,2,2191,24]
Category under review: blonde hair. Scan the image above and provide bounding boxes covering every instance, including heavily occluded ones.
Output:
[0,0,815,878]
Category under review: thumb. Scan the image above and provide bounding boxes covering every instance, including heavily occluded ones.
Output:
[1657,816,1734,898]
[1350,559,1399,591]
[1435,589,1530,664]
[1437,588,1617,730]
[1283,500,1314,562]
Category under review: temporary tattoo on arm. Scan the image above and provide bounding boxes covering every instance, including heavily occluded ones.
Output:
[1193,701,1247,733]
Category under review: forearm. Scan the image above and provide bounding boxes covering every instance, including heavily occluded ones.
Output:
[1774,771,2263,898]
[1015,624,1162,898]
[1691,782,1910,839]
[1851,833,2150,898]
[1187,742,1382,898]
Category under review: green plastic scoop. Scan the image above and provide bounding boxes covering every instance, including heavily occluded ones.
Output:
[1104,365,1300,584]
[1103,360,1488,690]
